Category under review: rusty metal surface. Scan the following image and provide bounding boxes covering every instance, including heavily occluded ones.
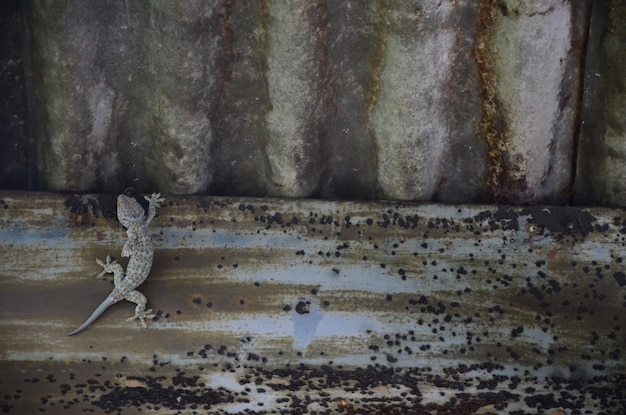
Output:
[0,191,624,414]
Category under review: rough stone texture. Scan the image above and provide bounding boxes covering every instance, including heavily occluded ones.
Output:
[18,0,592,202]
[131,1,217,194]
[314,1,379,199]
[368,2,488,202]
[475,0,589,204]
[574,1,626,206]
[264,2,321,197]
[22,0,219,194]
[0,0,29,189]
[488,0,588,204]
[207,1,273,196]
[371,2,466,201]
[24,0,121,191]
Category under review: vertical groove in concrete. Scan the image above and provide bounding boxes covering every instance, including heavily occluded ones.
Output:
[475,0,508,203]
[130,1,217,194]
[1,1,30,190]
[575,1,626,206]
[314,1,378,199]
[208,1,272,197]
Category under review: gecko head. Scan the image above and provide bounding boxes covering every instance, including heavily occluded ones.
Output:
[117,194,145,228]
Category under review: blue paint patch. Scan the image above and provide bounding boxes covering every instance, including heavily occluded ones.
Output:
[291,298,322,354]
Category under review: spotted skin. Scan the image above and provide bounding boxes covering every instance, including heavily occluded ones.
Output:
[68,193,165,336]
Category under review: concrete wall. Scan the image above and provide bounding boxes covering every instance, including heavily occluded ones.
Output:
[12,0,623,205]
[0,1,29,190]
[574,1,626,206]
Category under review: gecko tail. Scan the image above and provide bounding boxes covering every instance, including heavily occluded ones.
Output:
[68,296,116,336]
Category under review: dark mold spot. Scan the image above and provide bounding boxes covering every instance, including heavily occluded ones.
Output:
[520,206,596,237]
[295,301,309,315]
[613,271,626,288]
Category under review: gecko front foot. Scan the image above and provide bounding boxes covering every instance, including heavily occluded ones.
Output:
[127,309,157,328]
[145,192,165,209]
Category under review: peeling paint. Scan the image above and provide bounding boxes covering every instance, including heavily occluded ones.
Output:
[291,298,323,353]
[0,191,624,413]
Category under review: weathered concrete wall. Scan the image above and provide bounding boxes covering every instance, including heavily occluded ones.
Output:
[21,0,591,203]
[23,0,221,193]
[369,2,484,202]
[0,1,29,189]
[575,1,626,206]
[483,1,588,204]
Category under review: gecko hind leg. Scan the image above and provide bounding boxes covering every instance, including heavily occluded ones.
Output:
[124,290,157,328]
[96,255,125,285]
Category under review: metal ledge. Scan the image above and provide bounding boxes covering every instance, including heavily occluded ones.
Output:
[0,191,624,413]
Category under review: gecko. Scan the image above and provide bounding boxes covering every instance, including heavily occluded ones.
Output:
[68,192,165,336]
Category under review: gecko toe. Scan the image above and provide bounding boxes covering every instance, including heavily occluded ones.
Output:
[127,309,157,328]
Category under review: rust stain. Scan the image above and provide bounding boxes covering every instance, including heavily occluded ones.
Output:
[365,0,393,195]
[366,0,391,123]
[214,0,236,97]
[547,248,560,259]
[305,0,337,118]
[474,0,510,202]
[258,0,273,117]
[207,0,237,149]
[208,1,273,196]
[1,192,625,412]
